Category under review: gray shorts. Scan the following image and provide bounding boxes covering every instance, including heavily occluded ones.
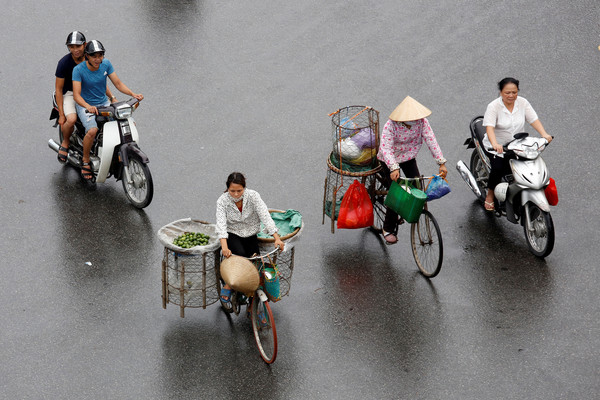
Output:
[75,101,110,133]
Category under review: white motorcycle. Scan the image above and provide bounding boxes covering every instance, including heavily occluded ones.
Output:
[456,116,557,257]
[48,96,153,208]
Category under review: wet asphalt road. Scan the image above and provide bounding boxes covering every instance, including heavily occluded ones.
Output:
[1,1,599,399]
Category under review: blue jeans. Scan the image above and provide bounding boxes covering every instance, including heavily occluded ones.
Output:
[75,101,110,133]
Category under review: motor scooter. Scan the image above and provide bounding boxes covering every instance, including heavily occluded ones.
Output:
[456,116,557,257]
[48,95,153,209]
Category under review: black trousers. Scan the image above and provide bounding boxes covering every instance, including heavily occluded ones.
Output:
[486,151,515,190]
[380,159,420,234]
[227,232,260,258]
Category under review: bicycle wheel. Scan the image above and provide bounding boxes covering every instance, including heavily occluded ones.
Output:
[410,210,443,278]
[368,173,388,233]
[251,295,277,364]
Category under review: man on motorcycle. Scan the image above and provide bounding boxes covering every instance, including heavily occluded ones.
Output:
[54,31,116,164]
[72,40,143,181]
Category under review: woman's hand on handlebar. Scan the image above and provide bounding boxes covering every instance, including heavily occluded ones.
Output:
[272,232,285,252]
[220,238,232,258]
[492,143,504,153]
[274,238,285,252]
[132,93,144,101]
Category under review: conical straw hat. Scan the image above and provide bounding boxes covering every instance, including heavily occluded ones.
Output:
[220,255,260,294]
[389,96,432,122]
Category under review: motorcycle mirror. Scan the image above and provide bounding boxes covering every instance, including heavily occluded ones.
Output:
[513,132,529,139]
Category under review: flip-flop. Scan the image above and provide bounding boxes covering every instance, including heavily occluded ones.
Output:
[57,145,68,163]
[220,288,232,303]
[484,201,495,211]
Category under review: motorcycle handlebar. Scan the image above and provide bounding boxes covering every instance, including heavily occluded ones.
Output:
[96,97,141,116]
[501,135,553,153]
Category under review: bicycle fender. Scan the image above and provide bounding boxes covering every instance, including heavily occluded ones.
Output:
[256,289,268,302]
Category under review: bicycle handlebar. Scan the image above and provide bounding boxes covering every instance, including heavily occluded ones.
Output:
[245,247,280,262]
[394,174,439,182]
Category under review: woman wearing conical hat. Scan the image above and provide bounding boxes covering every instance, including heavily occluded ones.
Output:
[377,96,447,244]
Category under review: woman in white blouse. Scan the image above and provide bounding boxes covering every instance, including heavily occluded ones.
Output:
[482,77,553,211]
[216,172,284,302]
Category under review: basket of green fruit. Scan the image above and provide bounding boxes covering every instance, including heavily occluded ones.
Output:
[158,219,222,317]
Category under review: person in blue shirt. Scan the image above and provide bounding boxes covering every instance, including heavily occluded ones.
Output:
[72,40,143,180]
[54,31,116,164]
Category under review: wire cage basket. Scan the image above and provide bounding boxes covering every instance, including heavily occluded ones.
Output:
[257,209,303,300]
[158,219,221,317]
[330,105,380,171]
[323,106,381,233]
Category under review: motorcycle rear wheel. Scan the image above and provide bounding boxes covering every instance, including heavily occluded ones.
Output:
[469,150,488,203]
[122,155,154,208]
[523,203,555,258]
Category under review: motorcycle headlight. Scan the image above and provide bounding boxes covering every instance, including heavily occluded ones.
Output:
[514,147,543,160]
[115,104,133,119]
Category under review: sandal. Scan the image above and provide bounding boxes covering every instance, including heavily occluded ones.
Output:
[220,287,232,303]
[484,201,495,211]
[382,230,398,245]
[80,161,94,181]
[57,145,68,163]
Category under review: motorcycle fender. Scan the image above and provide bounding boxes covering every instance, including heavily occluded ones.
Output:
[120,143,149,165]
[505,200,518,224]
[97,121,120,183]
[521,190,550,213]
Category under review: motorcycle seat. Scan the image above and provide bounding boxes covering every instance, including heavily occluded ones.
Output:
[470,116,486,147]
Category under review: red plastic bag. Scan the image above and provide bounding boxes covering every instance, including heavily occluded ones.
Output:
[337,180,374,229]
[545,177,558,206]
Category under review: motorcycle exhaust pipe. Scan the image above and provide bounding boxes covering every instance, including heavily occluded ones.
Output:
[48,139,80,167]
[456,160,481,197]
[48,138,60,152]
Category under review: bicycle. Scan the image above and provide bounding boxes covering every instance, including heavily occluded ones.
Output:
[216,247,280,364]
[367,169,444,278]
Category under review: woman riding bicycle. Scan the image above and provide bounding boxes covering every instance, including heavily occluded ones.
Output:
[216,172,284,302]
[377,96,448,244]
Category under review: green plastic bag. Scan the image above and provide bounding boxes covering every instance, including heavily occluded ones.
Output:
[384,179,427,223]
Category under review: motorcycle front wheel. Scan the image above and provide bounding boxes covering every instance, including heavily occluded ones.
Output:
[469,150,489,203]
[523,202,555,258]
[122,155,154,208]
